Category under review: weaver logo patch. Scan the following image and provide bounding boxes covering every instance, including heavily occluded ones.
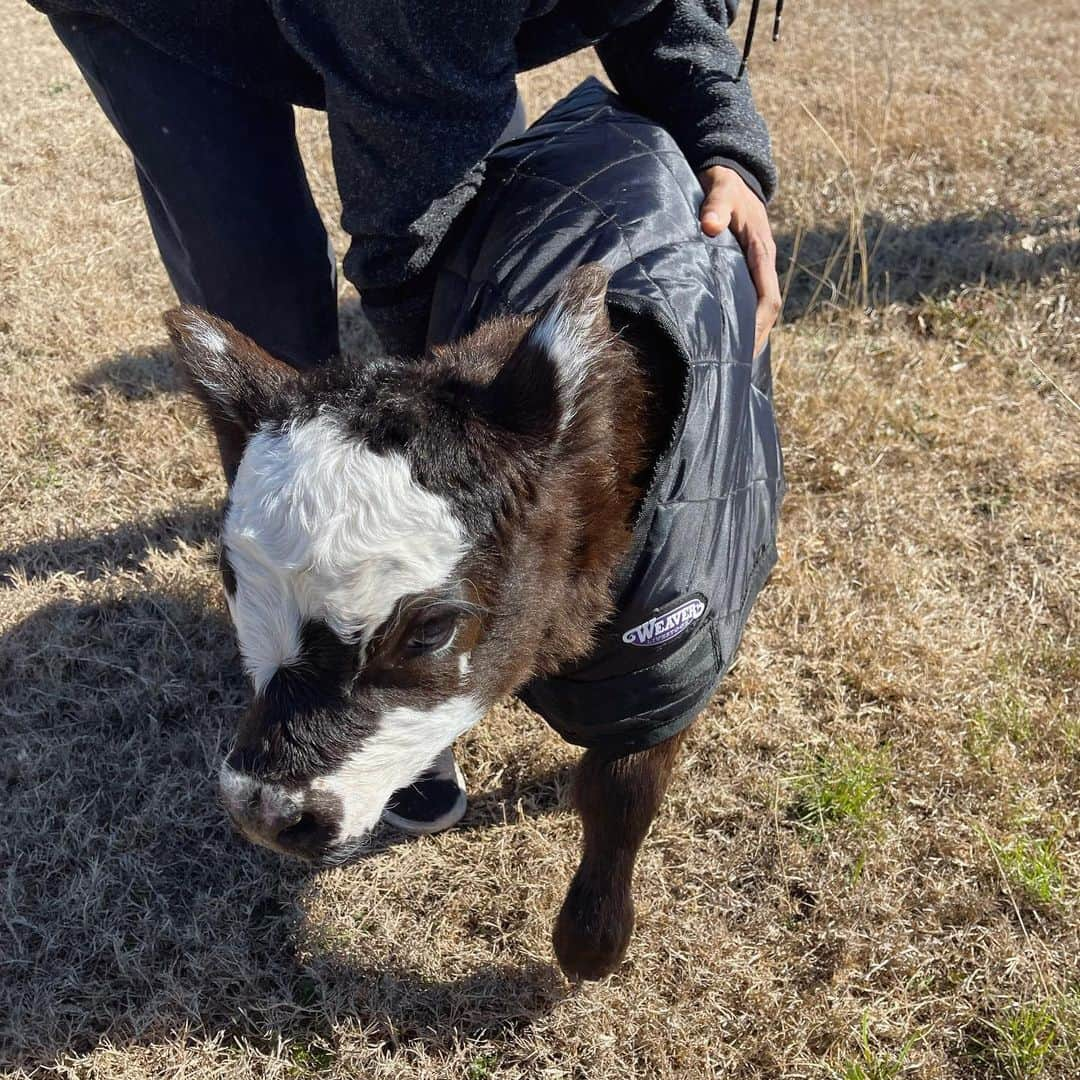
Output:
[622,596,707,648]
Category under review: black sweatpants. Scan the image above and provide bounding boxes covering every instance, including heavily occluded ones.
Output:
[50,13,340,370]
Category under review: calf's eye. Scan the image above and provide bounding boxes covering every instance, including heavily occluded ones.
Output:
[404,611,458,657]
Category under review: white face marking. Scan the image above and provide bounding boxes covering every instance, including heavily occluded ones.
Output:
[224,414,465,692]
[311,694,485,839]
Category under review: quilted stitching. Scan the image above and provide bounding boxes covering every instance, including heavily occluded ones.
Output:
[428,79,784,754]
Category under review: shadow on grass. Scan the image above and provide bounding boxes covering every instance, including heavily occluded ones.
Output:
[14,203,1071,1071]
[67,207,1079,411]
[778,209,1078,318]
[0,503,223,586]
[0,590,568,1071]
[73,343,184,399]
[74,294,379,403]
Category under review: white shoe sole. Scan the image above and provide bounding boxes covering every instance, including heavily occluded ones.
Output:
[380,760,467,836]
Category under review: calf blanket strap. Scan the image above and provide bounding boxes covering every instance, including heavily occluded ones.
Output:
[427,79,785,756]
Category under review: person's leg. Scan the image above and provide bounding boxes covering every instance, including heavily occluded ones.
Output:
[49,13,338,369]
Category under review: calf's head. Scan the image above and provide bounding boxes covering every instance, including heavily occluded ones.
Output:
[167,267,623,864]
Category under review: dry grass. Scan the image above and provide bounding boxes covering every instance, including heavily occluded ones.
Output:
[1,0,1078,1076]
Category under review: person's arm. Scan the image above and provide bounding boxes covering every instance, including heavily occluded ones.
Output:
[597,0,781,354]
[269,1,520,355]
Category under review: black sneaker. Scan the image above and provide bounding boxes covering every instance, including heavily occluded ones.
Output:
[381,747,467,835]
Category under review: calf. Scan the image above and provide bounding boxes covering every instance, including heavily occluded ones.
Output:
[167,264,683,980]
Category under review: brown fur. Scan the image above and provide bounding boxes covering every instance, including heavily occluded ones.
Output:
[170,265,685,977]
[554,731,688,979]
[434,273,683,980]
[433,270,659,704]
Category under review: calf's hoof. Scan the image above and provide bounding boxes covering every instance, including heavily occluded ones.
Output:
[552,877,634,980]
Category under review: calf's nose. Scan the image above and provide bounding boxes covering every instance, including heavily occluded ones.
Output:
[219,764,330,858]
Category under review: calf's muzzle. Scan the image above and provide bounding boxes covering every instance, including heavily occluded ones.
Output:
[219,763,336,859]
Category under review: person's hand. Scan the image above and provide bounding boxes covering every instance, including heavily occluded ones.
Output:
[699,165,781,357]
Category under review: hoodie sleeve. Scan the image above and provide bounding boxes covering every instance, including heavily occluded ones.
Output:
[596,0,777,202]
[267,0,521,355]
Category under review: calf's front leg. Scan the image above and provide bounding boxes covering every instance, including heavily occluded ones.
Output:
[553,729,686,980]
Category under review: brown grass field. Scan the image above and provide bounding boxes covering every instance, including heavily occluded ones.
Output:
[1,1,1078,1076]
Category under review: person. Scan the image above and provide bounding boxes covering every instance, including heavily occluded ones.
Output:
[32,0,780,834]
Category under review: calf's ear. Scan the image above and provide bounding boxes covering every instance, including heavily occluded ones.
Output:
[164,306,298,480]
[484,263,612,440]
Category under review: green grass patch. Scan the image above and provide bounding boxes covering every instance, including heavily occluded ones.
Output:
[989,832,1067,907]
[28,461,63,491]
[969,995,1080,1079]
[466,1053,499,1079]
[1060,713,1080,757]
[1029,640,1080,689]
[287,1039,335,1075]
[831,1015,918,1079]
[978,647,1079,761]
[965,694,1034,769]
[789,745,892,841]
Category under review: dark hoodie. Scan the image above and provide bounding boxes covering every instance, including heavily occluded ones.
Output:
[32,1,776,352]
